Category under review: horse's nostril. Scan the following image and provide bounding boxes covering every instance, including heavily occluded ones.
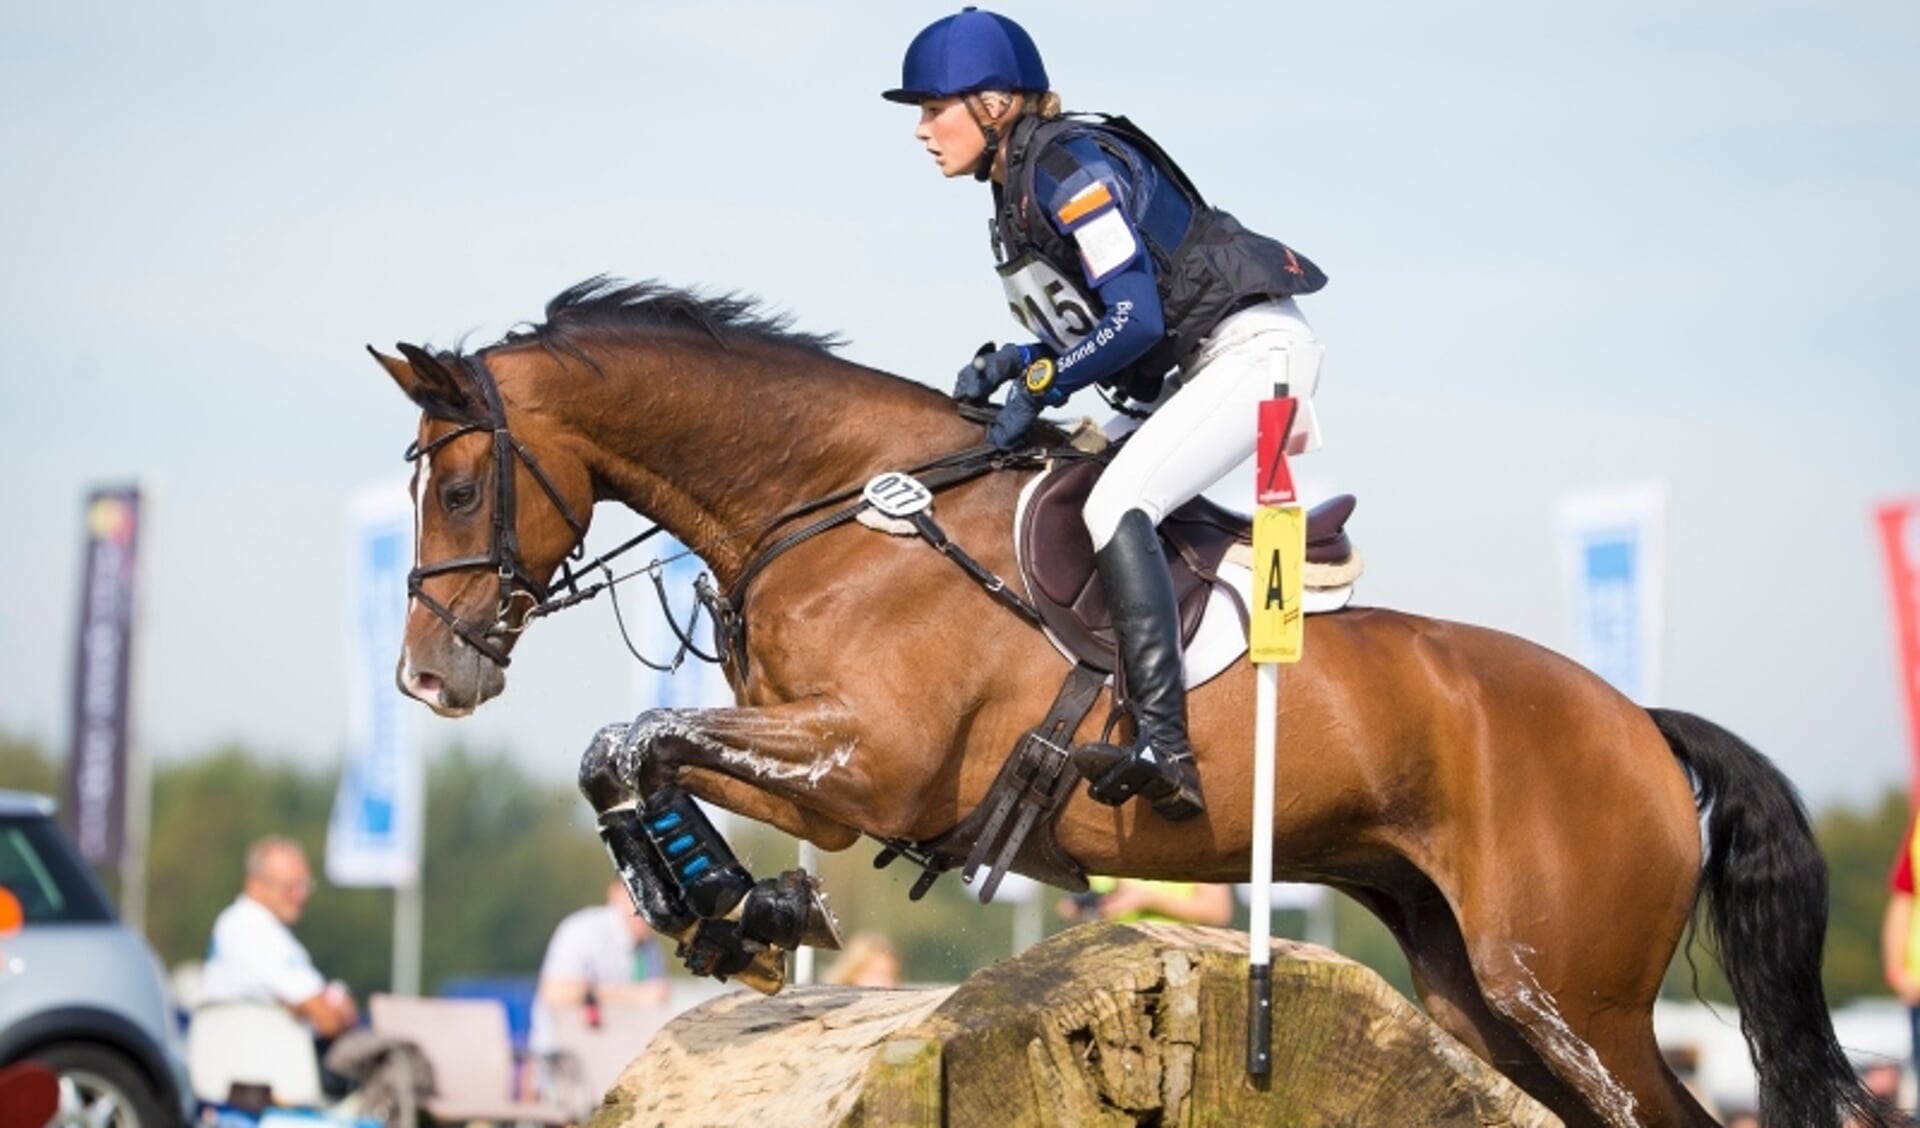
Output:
[411,671,444,699]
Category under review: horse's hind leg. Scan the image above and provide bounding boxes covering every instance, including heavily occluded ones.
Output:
[1343,880,1600,1124]
[1451,873,1714,1128]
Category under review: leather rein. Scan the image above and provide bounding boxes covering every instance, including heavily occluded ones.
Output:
[405,353,1062,672]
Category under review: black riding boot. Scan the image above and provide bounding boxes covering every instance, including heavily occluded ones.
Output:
[1076,509,1205,821]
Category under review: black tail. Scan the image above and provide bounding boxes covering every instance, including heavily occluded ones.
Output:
[1649,708,1884,1128]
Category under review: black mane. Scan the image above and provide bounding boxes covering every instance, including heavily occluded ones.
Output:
[492,276,845,360]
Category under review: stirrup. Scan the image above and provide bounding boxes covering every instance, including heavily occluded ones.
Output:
[1072,742,1206,821]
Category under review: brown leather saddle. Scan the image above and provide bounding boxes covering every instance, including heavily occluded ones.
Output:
[1018,459,1357,672]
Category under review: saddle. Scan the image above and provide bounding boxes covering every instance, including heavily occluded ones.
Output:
[871,448,1363,904]
[1017,458,1358,673]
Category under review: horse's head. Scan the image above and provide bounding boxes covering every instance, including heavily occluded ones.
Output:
[370,343,593,715]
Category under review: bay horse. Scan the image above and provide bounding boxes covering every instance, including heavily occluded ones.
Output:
[372,278,1876,1128]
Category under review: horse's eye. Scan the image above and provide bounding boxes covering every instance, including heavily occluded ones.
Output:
[441,481,480,512]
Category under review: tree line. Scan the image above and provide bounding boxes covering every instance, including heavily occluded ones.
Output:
[0,729,1907,1005]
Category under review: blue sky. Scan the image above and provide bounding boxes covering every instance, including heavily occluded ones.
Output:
[1,1,1915,809]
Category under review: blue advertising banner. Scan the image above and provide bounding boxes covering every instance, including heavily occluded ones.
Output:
[65,485,141,865]
[326,483,422,887]
[1554,484,1667,705]
[628,539,735,715]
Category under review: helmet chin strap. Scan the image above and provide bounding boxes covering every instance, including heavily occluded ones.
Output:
[963,93,1019,183]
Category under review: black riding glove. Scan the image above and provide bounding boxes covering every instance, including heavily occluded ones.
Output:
[953,342,1028,405]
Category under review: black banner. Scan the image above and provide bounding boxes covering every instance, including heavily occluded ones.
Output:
[65,486,140,865]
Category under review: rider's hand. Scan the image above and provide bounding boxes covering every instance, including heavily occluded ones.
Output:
[953,342,1026,404]
[987,389,1044,450]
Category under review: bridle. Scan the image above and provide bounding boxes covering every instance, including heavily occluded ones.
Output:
[404,352,590,668]
[402,353,1058,675]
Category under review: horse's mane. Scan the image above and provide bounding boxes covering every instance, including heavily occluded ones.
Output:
[489,276,846,363]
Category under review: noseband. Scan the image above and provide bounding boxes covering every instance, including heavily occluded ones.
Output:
[404,353,588,668]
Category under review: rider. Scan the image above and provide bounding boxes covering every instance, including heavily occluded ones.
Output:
[885,8,1329,822]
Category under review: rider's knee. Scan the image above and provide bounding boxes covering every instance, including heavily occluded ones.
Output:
[1083,495,1160,552]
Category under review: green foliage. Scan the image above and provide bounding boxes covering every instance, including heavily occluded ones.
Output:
[0,729,61,796]
[0,728,1906,1016]
[2,734,620,997]
[1816,787,1909,1004]
[414,745,611,990]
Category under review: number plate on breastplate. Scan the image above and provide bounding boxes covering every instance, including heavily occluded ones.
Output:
[863,472,933,518]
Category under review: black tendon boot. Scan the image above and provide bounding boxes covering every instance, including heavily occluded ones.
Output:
[596,807,697,936]
[638,786,756,920]
[1075,509,1205,821]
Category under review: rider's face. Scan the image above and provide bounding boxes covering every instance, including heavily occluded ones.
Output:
[915,97,987,178]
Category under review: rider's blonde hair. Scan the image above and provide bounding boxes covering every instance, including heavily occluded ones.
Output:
[979,90,1063,123]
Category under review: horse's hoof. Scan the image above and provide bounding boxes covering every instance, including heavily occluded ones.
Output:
[732,946,789,996]
[741,870,845,952]
[678,918,784,988]
[792,871,845,951]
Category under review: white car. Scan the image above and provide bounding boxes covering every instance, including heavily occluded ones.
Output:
[0,791,193,1126]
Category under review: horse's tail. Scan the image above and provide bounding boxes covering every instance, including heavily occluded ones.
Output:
[1648,707,1881,1128]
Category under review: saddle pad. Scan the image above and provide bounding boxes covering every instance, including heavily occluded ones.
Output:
[1013,461,1359,688]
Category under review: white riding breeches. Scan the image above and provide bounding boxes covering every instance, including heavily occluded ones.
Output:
[1083,298,1324,549]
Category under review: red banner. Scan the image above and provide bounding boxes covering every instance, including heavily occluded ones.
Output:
[1879,499,1920,804]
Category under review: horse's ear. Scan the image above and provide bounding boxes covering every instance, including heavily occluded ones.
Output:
[367,345,418,397]
[375,342,481,423]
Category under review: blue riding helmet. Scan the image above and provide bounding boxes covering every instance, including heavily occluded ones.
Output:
[880,7,1049,104]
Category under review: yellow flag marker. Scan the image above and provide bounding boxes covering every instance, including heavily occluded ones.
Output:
[1250,505,1306,665]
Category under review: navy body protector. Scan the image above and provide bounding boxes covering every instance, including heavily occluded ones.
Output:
[993,113,1328,405]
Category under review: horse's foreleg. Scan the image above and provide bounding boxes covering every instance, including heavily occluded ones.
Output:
[579,709,855,989]
[614,700,900,834]
[680,769,862,851]
[579,724,793,991]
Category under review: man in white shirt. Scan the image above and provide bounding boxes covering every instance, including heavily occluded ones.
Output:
[529,881,668,1056]
[201,836,358,1038]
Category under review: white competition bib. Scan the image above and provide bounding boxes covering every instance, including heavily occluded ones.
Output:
[997,254,1097,353]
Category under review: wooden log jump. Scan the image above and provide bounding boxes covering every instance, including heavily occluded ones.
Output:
[589,922,1560,1127]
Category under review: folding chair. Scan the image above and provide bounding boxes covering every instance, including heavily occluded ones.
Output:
[541,1001,675,1116]
[368,993,571,1126]
[187,1001,325,1108]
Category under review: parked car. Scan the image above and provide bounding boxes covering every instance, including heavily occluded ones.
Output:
[0,790,192,1126]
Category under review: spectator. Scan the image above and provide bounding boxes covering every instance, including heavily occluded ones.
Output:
[825,933,904,988]
[1884,814,1920,1072]
[530,881,669,1057]
[1058,878,1234,926]
[200,836,358,1040]
[1853,1060,1911,1126]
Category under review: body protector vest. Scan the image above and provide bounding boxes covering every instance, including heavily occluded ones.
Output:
[992,113,1327,404]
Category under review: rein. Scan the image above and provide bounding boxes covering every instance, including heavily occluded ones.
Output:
[406,352,1081,673]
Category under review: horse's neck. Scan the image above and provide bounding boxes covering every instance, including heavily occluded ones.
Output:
[553,343,974,585]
